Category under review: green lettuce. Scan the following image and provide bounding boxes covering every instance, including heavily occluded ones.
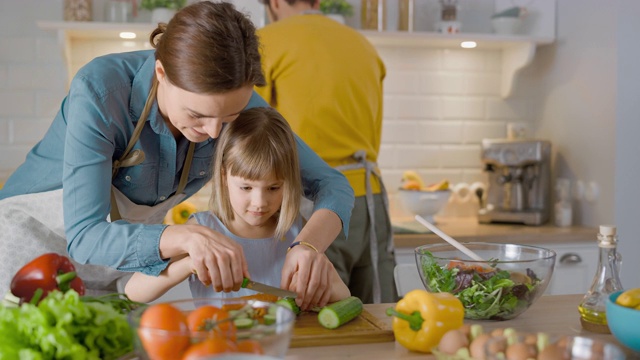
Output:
[0,290,133,359]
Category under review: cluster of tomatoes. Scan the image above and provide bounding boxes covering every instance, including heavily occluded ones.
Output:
[138,303,264,360]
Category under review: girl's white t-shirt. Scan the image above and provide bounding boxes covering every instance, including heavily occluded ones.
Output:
[188,211,302,299]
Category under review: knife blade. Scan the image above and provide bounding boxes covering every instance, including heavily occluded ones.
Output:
[241,278,297,298]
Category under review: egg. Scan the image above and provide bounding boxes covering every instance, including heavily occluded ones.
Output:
[469,333,492,359]
[438,329,469,355]
[538,344,567,360]
[505,342,537,360]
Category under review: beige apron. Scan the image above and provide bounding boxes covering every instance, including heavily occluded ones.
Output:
[300,150,393,304]
[334,150,393,304]
[0,80,194,296]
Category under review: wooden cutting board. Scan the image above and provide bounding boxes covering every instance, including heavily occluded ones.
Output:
[289,309,395,348]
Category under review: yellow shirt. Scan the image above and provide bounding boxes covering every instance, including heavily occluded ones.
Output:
[256,14,386,197]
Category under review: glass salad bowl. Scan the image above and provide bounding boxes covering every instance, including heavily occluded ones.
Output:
[415,242,556,321]
[127,297,296,360]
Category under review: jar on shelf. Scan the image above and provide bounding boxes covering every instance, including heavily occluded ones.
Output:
[361,0,386,31]
[64,0,92,21]
[435,0,460,34]
[398,0,414,31]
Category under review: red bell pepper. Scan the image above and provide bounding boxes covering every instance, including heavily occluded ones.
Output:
[10,253,86,304]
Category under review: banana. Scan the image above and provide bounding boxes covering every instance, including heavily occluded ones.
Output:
[616,288,640,309]
[424,179,450,192]
[401,171,425,190]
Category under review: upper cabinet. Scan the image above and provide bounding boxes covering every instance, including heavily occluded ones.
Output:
[39,0,555,98]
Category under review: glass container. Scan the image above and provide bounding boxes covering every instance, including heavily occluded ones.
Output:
[361,0,386,31]
[64,0,92,21]
[398,0,414,31]
[578,225,624,333]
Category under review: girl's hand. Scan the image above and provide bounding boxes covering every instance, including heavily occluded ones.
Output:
[160,224,250,292]
[282,246,333,310]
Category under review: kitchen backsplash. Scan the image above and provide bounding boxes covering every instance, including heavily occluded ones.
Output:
[0,1,533,218]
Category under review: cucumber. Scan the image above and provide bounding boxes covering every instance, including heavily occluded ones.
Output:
[228,309,249,319]
[234,318,255,329]
[263,314,276,325]
[276,297,301,315]
[318,296,363,329]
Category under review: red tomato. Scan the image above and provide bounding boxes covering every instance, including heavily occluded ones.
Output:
[139,303,190,360]
[181,338,238,360]
[186,305,236,339]
[237,339,265,354]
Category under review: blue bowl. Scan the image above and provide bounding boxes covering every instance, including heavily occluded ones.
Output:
[606,290,640,353]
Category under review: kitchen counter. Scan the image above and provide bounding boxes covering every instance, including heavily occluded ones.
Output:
[393,217,597,249]
[285,294,634,359]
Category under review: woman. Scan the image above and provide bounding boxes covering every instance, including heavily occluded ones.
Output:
[124,107,350,305]
[0,2,353,309]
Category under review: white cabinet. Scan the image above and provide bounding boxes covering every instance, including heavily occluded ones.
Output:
[394,241,598,296]
[541,242,598,296]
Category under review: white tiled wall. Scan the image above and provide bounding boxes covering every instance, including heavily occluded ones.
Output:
[0,2,532,219]
[376,46,530,215]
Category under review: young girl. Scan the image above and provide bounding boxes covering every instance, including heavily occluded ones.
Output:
[125,107,350,304]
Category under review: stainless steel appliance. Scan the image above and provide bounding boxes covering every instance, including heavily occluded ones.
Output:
[478,139,551,225]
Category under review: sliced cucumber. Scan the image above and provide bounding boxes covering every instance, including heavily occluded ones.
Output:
[263,314,277,325]
[233,318,255,329]
[276,297,301,315]
[318,296,363,329]
[228,309,249,319]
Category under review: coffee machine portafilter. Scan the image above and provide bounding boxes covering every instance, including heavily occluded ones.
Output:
[478,139,551,225]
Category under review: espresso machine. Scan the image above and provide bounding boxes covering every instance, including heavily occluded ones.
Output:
[478,139,551,225]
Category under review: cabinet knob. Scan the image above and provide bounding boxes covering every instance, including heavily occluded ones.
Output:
[559,253,582,264]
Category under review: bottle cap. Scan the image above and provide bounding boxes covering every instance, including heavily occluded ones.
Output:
[599,225,616,236]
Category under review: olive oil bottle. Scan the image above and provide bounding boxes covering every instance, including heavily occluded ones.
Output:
[578,225,623,333]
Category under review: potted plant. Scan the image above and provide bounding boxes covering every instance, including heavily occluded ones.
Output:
[319,0,353,24]
[140,0,186,24]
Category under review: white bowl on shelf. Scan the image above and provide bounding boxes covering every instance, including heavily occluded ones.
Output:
[491,17,522,35]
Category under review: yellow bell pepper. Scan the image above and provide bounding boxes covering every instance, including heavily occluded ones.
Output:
[386,289,464,353]
[171,201,197,224]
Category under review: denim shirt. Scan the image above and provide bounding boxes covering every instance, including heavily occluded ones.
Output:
[0,50,354,276]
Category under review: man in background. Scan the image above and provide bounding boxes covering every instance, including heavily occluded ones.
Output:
[256,0,396,303]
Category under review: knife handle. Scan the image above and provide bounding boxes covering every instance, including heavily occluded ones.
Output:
[241,277,250,288]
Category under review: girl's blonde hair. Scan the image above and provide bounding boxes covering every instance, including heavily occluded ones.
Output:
[210,107,301,240]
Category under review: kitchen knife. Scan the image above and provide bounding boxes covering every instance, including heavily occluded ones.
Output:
[241,278,297,298]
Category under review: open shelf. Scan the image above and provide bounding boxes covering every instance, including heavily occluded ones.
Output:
[38,21,555,98]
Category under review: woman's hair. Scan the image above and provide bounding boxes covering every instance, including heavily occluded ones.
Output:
[149,1,265,93]
[210,107,301,240]
[258,0,318,5]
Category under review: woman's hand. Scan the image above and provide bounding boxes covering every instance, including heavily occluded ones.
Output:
[159,223,250,292]
[282,246,333,310]
[281,209,343,309]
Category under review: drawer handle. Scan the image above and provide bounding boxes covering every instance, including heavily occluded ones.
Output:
[559,253,582,264]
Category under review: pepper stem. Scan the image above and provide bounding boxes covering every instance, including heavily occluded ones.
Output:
[385,307,424,331]
[29,288,43,305]
[56,271,77,292]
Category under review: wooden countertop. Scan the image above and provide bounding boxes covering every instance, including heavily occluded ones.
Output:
[393,217,597,249]
[285,294,635,359]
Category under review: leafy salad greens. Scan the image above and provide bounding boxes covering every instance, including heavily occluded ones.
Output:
[0,290,134,360]
[419,250,541,320]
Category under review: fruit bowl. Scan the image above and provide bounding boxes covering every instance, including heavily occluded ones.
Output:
[606,290,640,352]
[397,189,451,223]
[127,298,296,359]
[415,242,556,320]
